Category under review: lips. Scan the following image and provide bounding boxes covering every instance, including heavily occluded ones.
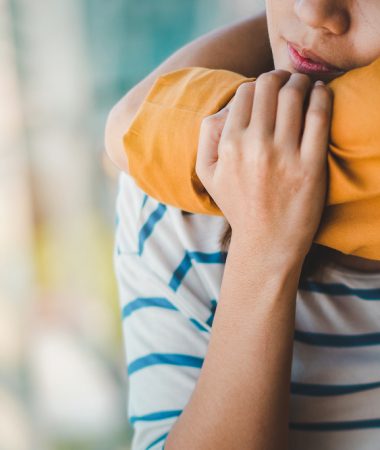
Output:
[287,41,344,74]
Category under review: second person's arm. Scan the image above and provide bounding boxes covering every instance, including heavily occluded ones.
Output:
[105,11,273,171]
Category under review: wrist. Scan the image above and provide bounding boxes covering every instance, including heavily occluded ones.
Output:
[228,231,305,275]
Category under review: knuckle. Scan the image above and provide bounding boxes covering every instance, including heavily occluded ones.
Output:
[301,168,319,185]
[256,70,291,87]
[195,155,208,181]
[315,86,332,101]
[279,74,311,99]
[291,72,311,84]
[195,160,204,179]
[200,114,217,129]
[279,84,305,100]
[256,72,282,87]
[220,136,238,154]
[307,108,330,125]
[236,81,255,94]
[252,147,274,169]
[195,167,207,186]
[219,134,243,159]
[252,133,272,151]
[203,113,217,123]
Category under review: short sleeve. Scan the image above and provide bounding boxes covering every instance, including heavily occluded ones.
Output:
[123,67,255,216]
[113,173,226,449]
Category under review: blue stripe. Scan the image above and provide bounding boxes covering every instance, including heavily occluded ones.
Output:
[189,318,209,332]
[206,299,217,327]
[188,251,227,264]
[138,203,167,255]
[289,418,380,431]
[169,251,227,291]
[294,330,380,347]
[169,252,192,292]
[298,280,380,300]
[122,297,177,319]
[291,380,380,396]
[141,194,149,210]
[130,409,181,425]
[146,432,169,450]
[128,353,204,376]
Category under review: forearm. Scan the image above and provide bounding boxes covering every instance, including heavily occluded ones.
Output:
[105,11,273,170]
[165,235,303,450]
[124,11,272,107]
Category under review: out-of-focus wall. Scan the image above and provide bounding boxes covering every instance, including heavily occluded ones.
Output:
[0,1,265,449]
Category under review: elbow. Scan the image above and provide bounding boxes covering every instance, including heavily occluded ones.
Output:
[104,98,132,173]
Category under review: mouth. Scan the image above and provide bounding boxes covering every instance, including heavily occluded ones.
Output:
[287,41,345,75]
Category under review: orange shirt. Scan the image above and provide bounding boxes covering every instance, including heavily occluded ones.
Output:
[123,63,380,260]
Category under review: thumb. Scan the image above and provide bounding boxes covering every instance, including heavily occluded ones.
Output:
[195,106,229,186]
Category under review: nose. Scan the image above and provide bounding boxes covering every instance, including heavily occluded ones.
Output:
[294,0,350,35]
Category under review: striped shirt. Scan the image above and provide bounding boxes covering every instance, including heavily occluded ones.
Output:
[114,172,380,450]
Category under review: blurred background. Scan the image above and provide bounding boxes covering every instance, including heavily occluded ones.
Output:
[0,0,264,449]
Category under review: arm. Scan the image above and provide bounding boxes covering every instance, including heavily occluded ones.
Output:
[113,174,225,449]
[164,70,333,448]
[114,70,332,449]
[165,237,302,450]
[105,11,273,171]
[114,173,300,450]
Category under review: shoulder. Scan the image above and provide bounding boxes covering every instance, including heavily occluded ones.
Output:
[114,173,228,311]
[116,172,226,252]
[104,93,134,173]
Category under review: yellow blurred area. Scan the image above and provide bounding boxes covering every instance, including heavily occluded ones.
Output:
[0,0,263,448]
[0,0,131,447]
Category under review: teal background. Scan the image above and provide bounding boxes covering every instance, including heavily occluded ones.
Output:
[1,1,264,449]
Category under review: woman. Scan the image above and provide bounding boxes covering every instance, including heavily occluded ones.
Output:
[108,2,380,449]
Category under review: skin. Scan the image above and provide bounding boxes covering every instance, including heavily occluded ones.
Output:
[217,0,380,272]
[104,14,272,171]
[167,4,380,447]
[197,70,333,265]
[267,0,380,84]
[265,0,380,271]
[166,66,325,448]
[110,4,380,448]
[105,3,380,271]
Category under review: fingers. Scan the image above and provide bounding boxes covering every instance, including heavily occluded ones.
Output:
[196,108,229,185]
[300,81,333,166]
[274,73,313,150]
[249,70,292,140]
[196,72,333,190]
[221,82,256,136]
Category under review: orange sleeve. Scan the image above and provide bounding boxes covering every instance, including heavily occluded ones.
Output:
[123,67,254,216]
[314,57,380,260]
[123,62,380,260]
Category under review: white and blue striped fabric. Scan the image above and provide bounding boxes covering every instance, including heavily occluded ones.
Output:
[114,172,380,450]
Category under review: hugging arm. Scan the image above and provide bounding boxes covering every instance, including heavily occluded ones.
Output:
[114,172,301,450]
[111,70,327,449]
[105,10,273,171]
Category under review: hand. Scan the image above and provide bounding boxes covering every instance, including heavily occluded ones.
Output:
[195,70,333,261]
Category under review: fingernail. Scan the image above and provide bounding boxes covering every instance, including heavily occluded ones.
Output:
[314,80,325,87]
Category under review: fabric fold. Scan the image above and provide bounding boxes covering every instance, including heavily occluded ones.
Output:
[123,61,380,260]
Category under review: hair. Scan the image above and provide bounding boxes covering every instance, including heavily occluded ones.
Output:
[218,220,328,280]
